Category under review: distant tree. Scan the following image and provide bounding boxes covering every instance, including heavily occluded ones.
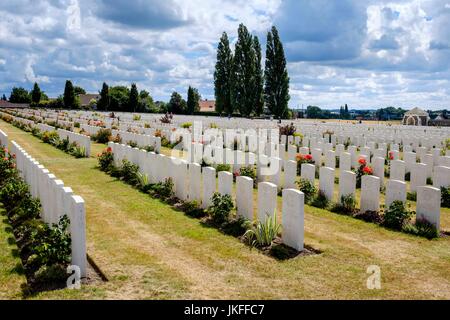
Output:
[214,32,234,115]
[63,80,76,109]
[306,106,323,119]
[339,106,344,119]
[232,23,257,117]
[138,90,156,113]
[186,86,200,115]
[9,87,31,103]
[30,82,42,104]
[97,82,109,111]
[74,86,86,96]
[109,86,130,111]
[1,94,6,101]
[344,104,350,119]
[252,36,264,116]
[129,83,139,113]
[168,91,187,114]
[264,26,290,120]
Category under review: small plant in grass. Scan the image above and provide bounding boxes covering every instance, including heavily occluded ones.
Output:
[68,144,86,158]
[74,122,80,128]
[208,192,234,224]
[426,177,433,185]
[441,186,450,208]
[407,191,417,201]
[244,212,281,248]
[210,123,218,129]
[181,122,192,129]
[382,200,412,230]
[91,128,112,144]
[403,218,439,239]
[144,145,155,153]
[181,200,205,218]
[405,171,411,181]
[311,190,329,209]
[295,178,316,203]
[133,114,141,121]
[331,194,357,215]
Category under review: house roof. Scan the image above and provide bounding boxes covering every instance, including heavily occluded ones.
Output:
[404,107,429,116]
[198,99,215,112]
[79,94,100,106]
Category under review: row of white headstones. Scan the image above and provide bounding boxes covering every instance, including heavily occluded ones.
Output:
[0,129,87,277]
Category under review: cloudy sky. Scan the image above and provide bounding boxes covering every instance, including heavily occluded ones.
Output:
[0,0,449,110]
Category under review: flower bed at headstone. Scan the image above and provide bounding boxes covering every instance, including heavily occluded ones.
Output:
[354,157,373,188]
[0,147,71,294]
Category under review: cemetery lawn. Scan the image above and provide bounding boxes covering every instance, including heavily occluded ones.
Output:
[1,119,450,300]
[0,207,27,299]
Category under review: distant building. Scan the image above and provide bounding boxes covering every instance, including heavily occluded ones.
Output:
[79,94,100,108]
[429,113,450,126]
[198,99,215,112]
[402,107,430,126]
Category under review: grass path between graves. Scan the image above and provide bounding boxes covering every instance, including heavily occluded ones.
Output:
[1,119,450,300]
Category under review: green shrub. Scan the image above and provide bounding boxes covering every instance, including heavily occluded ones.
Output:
[215,163,231,173]
[296,178,317,203]
[128,141,138,148]
[383,200,412,230]
[181,122,192,129]
[238,165,256,181]
[426,177,433,185]
[405,171,411,181]
[208,192,234,224]
[331,194,356,215]
[311,190,329,209]
[441,186,450,208]
[151,178,174,200]
[136,172,151,192]
[68,144,86,158]
[181,200,205,218]
[244,212,281,248]
[42,131,59,144]
[403,218,439,239]
[144,145,155,153]
[97,147,114,172]
[133,115,141,121]
[91,128,112,144]
[119,160,139,185]
[407,192,417,201]
[74,122,80,128]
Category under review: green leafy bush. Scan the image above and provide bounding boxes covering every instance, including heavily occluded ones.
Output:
[403,218,439,239]
[407,192,417,201]
[180,200,205,218]
[208,192,234,224]
[383,200,412,230]
[42,131,59,144]
[91,128,112,144]
[151,178,174,200]
[311,190,329,209]
[181,122,192,128]
[331,194,356,215]
[441,186,450,208]
[238,165,256,182]
[119,160,140,185]
[296,178,317,203]
[97,147,114,172]
[215,163,231,173]
[244,212,281,248]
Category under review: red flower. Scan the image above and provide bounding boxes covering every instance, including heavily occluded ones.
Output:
[363,166,373,175]
[388,151,394,160]
[305,154,312,160]
[358,157,366,165]
[106,147,112,153]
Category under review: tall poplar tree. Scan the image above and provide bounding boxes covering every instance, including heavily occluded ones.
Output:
[214,32,233,115]
[129,83,139,112]
[31,82,41,104]
[264,26,290,119]
[232,23,256,117]
[252,36,264,116]
[63,80,75,109]
[97,82,109,111]
[187,86,200,115]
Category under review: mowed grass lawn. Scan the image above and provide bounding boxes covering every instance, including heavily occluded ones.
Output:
[1,119,450,299]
